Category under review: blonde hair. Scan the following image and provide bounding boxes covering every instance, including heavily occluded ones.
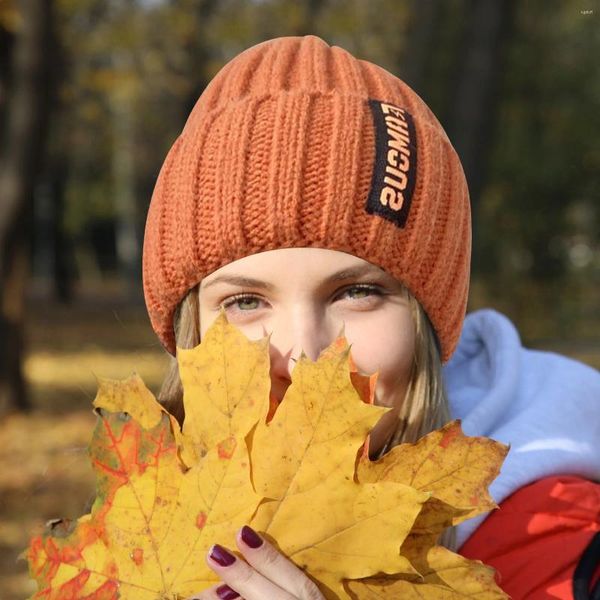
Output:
[375,288,451,450]
[157,282,455,548]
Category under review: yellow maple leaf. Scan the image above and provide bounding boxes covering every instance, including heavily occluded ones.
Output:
[25,313,508,599]
[249,339,427,599]
[357,421,507,523]
[349,422,509,598]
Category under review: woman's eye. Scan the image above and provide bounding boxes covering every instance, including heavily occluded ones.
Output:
[220,286,382,313]
[338,285,382,301]
[222,294,262,311]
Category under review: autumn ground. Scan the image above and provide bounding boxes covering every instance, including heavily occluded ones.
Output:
[1,287,598,599]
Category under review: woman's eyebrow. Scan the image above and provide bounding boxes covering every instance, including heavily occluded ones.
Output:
[202,264,388,291]
[327,264,387,282]
[202,275,275,291]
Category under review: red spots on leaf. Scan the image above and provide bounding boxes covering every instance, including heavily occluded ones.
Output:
[84,579,119,600]
[105,560,119,579]
[61,543,83,564]
[40,542,59,581]
[68,576,119,600]
[28,536,53,580]
[77,520,108,550]
[131,547,144,566]
[196,511,207,530]
[438,425,460,448]
[97,415,176,482]
[88,580,119,600]
[56,569,91,598]
[92,459,129,487]
[217,436,237,460]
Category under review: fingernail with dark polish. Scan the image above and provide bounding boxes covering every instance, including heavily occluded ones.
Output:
[241,525,263,548]
[216,584,240,600]
[209,544,236,567]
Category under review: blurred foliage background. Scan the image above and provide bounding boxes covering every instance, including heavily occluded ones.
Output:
[0,0,598,596]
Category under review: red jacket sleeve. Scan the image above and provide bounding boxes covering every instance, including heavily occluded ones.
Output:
[460,475,600,600]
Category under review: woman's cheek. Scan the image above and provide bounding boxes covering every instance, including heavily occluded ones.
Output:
[347,318,415,409]
[230,318,270,342]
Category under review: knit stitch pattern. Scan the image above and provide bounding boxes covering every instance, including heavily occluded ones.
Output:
[143,36,471,362]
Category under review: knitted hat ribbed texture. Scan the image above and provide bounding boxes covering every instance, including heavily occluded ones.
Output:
[143,35,471,362]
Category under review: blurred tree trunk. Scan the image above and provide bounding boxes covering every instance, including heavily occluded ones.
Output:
[50,158,74,303]
[111,49,140,299]
[446,0,516,271]
[0,19,16,135]
[182,0,220,116]
[0,0,54,414]
[37,155,74,302]
[400,0,440,92]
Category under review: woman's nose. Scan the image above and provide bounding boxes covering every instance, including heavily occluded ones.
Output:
[268,308,336,382]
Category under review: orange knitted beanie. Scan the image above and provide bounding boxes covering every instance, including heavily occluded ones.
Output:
[143,35,471,363]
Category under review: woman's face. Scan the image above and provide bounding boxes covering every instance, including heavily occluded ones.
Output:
[199,248,415,452]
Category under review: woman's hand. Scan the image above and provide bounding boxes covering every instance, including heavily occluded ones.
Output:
[187,526,325,600]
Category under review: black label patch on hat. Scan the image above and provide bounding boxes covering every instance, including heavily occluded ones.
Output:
[366,99,418,228]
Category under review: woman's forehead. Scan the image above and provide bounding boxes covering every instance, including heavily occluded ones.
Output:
[200,248,395,287]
